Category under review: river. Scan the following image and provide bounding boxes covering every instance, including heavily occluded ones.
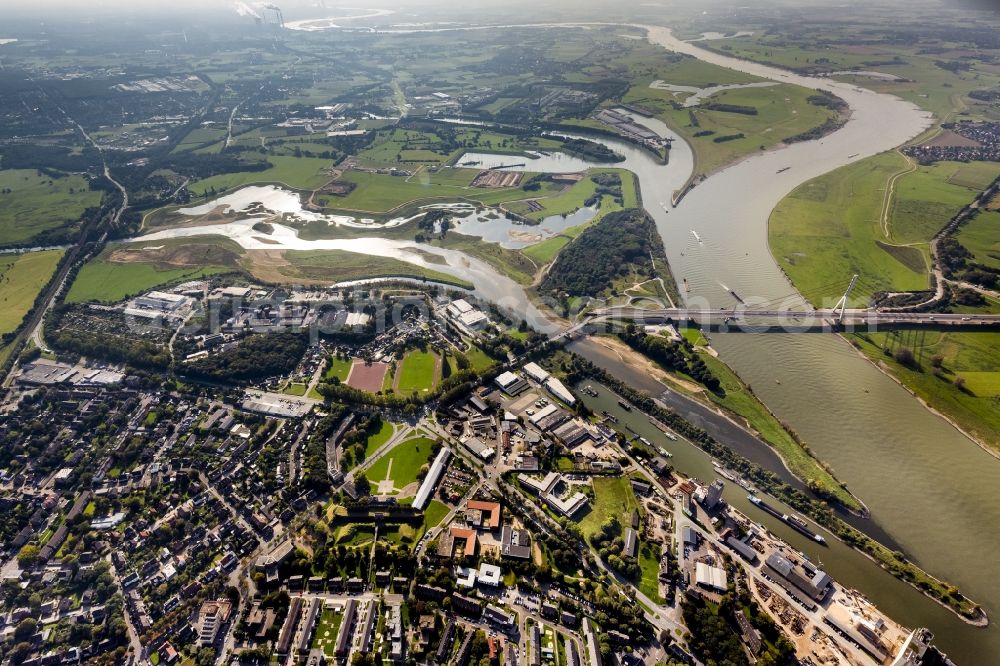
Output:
[138,22,998,658]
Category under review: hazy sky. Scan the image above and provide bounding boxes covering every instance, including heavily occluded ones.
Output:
[2,0,996,18]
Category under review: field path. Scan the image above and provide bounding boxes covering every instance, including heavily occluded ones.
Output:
[880,150,917,239]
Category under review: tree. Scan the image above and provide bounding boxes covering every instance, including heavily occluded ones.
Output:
[14,618,38,642]
[894,346,916,367]
[196,647,217,666]
[17,544,40,568]
[356,474,372,496]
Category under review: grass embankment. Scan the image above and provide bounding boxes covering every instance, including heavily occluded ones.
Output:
[695,350,862,510]
[281,250,474,289]
[0,169,101,246]
[769,155,997,306]
[0,250,63,334]
[849,330,1000,454]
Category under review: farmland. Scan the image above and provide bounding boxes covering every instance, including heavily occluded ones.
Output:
[0,169,102,246]
[0,250,64,334]
[769,155,996,306]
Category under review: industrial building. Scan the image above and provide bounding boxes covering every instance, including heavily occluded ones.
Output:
[765,552,832,602]
[495,371,529,396]
[695,562,728,593]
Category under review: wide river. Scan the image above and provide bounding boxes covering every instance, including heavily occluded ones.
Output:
[139,23,998,659]
[626,26,1000,661]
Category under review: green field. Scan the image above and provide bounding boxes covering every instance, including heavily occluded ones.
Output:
[623,81,840,176]
[0,250,63,335]
[769,155,996,306]
[365,436,436,493]
[66,260,229,304]
[421,499,450,533]
[637,542,664,604]
[395,350,439,393]
[0,169,102,245]
[323,171,482,213]
[462,346,497,372]
[311,607,344,657]
[172,127,228,153]
[364,421,396,459]
[522,236,571,264]
[889,161,1000,246]
[325,355,355,381]
[187,156,334,196]
[850,330,1000,453]
[576,476,640,538]
[956,210,1000,272]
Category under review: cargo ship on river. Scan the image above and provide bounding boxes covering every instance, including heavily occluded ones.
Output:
[748,494,826,544]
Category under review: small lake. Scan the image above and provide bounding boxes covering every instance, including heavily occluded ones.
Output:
[175,183,596,249]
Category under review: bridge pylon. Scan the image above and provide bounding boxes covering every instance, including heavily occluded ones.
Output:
[832,274,859,324]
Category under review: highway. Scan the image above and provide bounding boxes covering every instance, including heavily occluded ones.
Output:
[582,306,1000,329]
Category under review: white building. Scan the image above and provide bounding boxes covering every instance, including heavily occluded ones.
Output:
[414,447,451,510]
[478,563,502,587]
[523,362,550,383]
[495,371,528,395]
[544,377,576,406]
[695,562,728,593]
[134,291,188,311]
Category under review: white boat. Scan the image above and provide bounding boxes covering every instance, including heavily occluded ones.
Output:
[691,230,702,243]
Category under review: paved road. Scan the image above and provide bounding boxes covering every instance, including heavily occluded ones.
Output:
[587,306,1000,327]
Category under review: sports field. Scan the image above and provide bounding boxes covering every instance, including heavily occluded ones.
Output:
[0,250,64,334]
[345,360,389,393]
[394,350,440,393]
[324,355,354,381]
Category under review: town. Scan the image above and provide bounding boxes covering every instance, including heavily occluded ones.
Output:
[0,277,950,666]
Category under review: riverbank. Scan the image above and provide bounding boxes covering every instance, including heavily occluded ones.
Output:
[558,349,986,625]
[845,331,1000,458]
[586,333,864,511]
